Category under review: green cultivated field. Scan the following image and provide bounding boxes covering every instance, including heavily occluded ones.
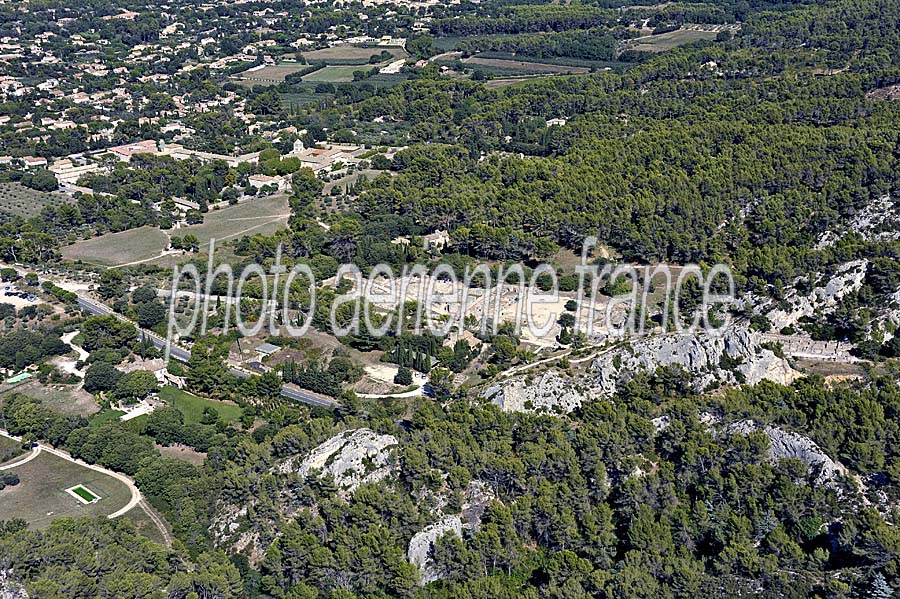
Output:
[159,386,243,424]
[0,451,131,528]
[301,45,407,64]
[302,65,370,83]
[0,182,74,219]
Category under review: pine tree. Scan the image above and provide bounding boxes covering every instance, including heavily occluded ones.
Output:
[870,572,894,599]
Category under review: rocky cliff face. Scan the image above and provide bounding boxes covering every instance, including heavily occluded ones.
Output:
[765,260,868,331]
[279,428,399,498]
[407,480,496,585]
[484,371,592,415]
[724,420,849,488]
[592,326,797,395]
[485,327,797,414]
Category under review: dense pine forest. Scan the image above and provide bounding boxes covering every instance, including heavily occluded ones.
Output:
[3,0,900,597]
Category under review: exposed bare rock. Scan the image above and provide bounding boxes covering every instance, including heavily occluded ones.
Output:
[407,481,496,585]
[0,570,27,599]
[408,515,463,585]
[725,420,848,488]
[484,370,591,414]
[766,260,868,331]
[592,326,797,395]
[279,428,398,498]
[816,196,899,249]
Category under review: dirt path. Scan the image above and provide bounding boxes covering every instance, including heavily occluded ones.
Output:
[139,499,173,546]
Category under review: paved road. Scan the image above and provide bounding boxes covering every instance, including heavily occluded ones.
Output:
[75,295,338,408]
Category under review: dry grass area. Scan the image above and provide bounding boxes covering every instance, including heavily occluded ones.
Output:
[16,380,99,417]
[620,27,720,53]
[463,56,590,74]
[0,451,131,528]
[180,195,290,247]
[62,226,170,266]
[61,195,290,267]
[158,444,206,466]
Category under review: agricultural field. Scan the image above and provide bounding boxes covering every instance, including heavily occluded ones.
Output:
[60,195,290,267]
[234,63,310,86]
[0,182,74,220]
[0,450,132,528]
[300,45,407,64]
[302,65,371,83]
[159,386,243,424]
[619,26,722,53]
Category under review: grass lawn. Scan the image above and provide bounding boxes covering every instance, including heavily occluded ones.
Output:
[89,409,126,427]
[159,386,243,424]
[0,451,131,528]
[302,65,369,83]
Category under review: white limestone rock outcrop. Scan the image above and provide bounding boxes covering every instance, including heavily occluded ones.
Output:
[0,570,27,599]
[816,196,899,249]
[592,326,797,395]
[408,515,464,585]
[766,260,868,330]
[484,370,591,414]
[279,428,398,497]
[407,480,496,585]
[726,420,848,488]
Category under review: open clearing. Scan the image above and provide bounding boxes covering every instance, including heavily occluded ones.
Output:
[159,386,243,424]
[462,56,590,75]
[0,182,74,220]
[302,65,370,83]
[61,226,170,266]
[16,380,99,417]
[621,27,721,53]
[301,45,407,64]
[0,450,132,528]
[61,195,290,267]
[235,63,310,86]
[0,435,25,465]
